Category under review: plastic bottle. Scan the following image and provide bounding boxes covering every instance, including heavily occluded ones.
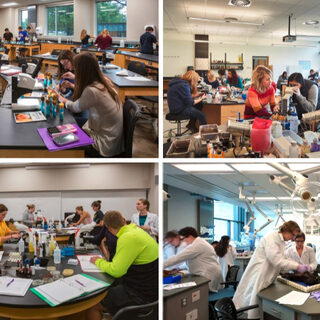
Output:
[29,237,34,253]
[43,74,47,88]
[46,236,50,257]
[215,91,221,103]
[289,141,299,158]
[40,96,45,114]
[59,103,64,121]
[33,236,37,256]
[290,112,299,134]
[52,100,57,118]
[120,39,125,47]
[53,244,61,264]
[50,235,55,256]
[45,99,51,118]
[18,238,25,254]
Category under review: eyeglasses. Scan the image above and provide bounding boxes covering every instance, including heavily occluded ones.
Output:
[179,236,186,241]
[60,60,70,67]
[295,240,304,243]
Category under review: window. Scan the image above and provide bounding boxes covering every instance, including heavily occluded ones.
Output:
[47,4,74,36]
[96,1,127,37]
[19,9,28,30]
[213,201,245,242]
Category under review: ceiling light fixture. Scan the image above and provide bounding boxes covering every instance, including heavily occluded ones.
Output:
[2,2,18,6]
[228,0,252,7]
[173,164,234,173]
[303,20,319,25]
[187,17,263,26]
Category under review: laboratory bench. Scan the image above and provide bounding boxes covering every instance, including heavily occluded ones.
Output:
[3,43,41,61]
[258,281,320,320]
[115,51,158,70]
[0,247,113,320]
[234,255,251,280]
[163,275,210,320]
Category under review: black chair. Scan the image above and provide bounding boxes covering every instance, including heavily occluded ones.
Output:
[123,99,140,158]
[127,61,147,76]
[51,49,62,56]
[112,300,158,320]
[209,265,240,319]
[214,297,259,320]
[127,61,158,139]
[165,113,190,137]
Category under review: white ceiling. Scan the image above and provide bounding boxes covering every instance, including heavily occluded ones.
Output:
[164,0,320,42]
[164,162,320,215]
[0,0,61,6]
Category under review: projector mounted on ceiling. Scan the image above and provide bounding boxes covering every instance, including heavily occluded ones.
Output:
[283,14,296,43]
[228,0,252,7]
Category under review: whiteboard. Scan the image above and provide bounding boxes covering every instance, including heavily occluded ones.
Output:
[0,189,147,222]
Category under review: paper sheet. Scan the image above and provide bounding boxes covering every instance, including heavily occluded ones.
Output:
[77,255,103,272]
[125,76,151,81]
[163,282,197,290]
[0,276,32,296]
[276,290,310,305]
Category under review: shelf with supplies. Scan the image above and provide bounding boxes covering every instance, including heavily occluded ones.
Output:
[210,53,244,70]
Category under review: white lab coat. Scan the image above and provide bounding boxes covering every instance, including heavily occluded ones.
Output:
[163,237,223,292]
[163,242,188,270]
[285,245,317,271]
[131,212,158,239]
[217,246,237,281]
[233,231,299,319]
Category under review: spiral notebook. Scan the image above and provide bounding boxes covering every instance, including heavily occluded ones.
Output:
[31,274,109,306]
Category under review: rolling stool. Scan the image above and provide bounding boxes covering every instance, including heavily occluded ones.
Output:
[165,113,190,137]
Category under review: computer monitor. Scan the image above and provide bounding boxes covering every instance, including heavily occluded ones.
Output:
[64,212,80,223]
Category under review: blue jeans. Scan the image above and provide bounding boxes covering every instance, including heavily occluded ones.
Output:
[180,103,207,125]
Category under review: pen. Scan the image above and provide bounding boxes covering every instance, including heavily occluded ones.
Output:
[75,279,86,287]
[6,279,14,287]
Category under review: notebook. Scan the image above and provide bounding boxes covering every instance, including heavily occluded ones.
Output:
[0,276,32,296]
[31,274,109,306]
[77,255,103,273]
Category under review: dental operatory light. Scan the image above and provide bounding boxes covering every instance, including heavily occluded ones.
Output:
[228,0,252,7]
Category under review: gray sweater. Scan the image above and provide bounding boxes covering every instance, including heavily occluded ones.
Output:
[296,84,318,114]
[67,83,124,157]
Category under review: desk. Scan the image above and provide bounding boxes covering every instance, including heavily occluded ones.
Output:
[40,42,76,55]
[4,43,41,61]
[115,51,158,70]
[0,108,85,158]
[163,275,209,320]
[32,54,59,74]
[101,65,158,102]
[258,281,320,320]
[202,101,245,125]
[0,249,113,320]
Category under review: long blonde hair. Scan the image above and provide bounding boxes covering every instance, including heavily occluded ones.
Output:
[80,29,87,40]
[207,70,215,82]
[101,29,109,38]
[181,70,200,94]
[251,65,272,93]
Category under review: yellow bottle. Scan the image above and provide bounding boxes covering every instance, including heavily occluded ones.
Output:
[29,238,34,253]
[49,235,55,256]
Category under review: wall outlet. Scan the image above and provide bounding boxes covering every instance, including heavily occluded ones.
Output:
[181,297,187,307]
[186,308,198,320]
[192,290,200,302]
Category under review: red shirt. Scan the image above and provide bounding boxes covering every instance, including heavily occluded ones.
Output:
[95,35,112,50]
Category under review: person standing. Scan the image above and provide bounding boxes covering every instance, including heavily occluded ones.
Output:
[140,26,158,55]
[233,221,311,319]
[3,28,13,42]
[285,232,317,271]
[164,227,223,292]
[80,29,94,48]
[95,29,112,50]
[22,204,36,227]
[18,26,28,42]
[215,235,237,281]
[131,199,158,240]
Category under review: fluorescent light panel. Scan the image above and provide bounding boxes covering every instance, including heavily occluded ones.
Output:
[2,2,18,6]
[188,17,263,26]
[231,164,279,173]
[173,164,234,173]
[287,163,320,171]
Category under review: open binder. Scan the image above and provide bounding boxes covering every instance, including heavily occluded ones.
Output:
[31,273,110,306]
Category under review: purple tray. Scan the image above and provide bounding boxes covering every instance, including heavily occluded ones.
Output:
[37,124,94,152]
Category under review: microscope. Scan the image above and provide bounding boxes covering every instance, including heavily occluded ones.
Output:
[279,87,294,116]
[74,222,96,250]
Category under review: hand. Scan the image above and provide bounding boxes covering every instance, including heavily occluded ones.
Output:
[52,89,68,104]
[62,72,75,80]
[140,225,151,231]
[61,81,74,89]
[297,264,312,273]
[291,86,301,96]
[273,105,280,113]
[90,255,101,264]
[11,233,20,239]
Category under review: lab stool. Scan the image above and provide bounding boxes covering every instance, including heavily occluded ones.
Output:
[165,113,190,137]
